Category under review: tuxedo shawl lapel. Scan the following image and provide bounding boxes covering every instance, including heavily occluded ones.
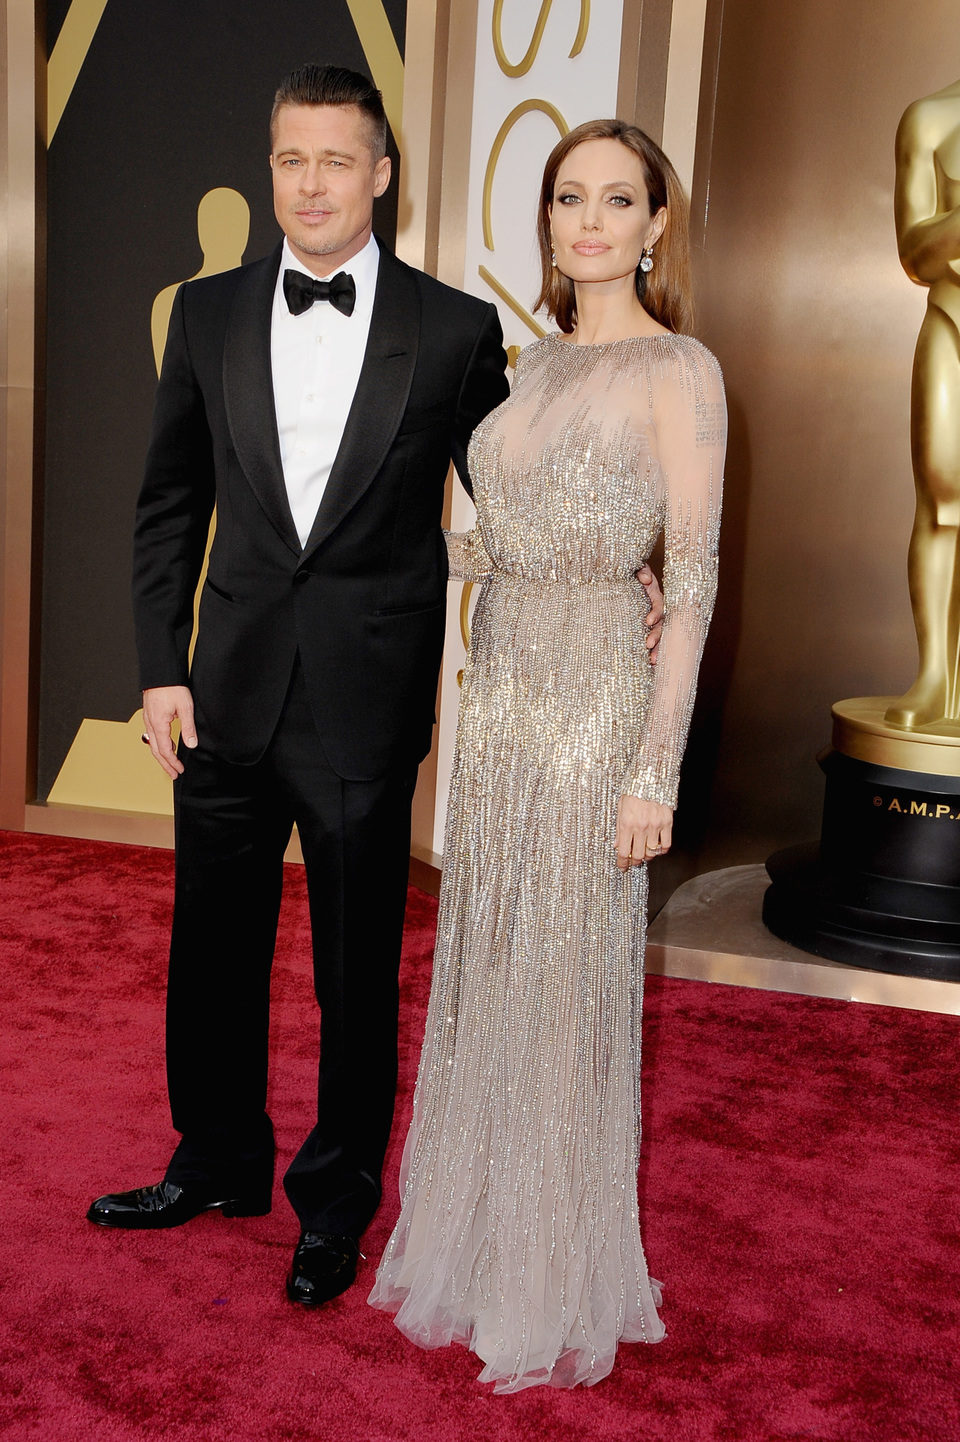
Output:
[222,244,301,556]
[300,241,420,561]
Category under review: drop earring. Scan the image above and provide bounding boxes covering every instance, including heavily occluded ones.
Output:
[639,247,654,273]
[550,239,557,268]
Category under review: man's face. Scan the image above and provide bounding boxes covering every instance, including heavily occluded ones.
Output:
[270,103,391,276]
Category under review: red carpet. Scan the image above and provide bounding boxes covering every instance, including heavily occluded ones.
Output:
[1,829,958,1442]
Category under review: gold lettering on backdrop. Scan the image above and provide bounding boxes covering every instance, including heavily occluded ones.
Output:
[344,0,404,141]
[492,0,590,78]
[457,583,474,687]
[477,98,568,361]
[482,100,568,251]
[458,3,591,686]
[46,0,110,143]
[477,265,547,343]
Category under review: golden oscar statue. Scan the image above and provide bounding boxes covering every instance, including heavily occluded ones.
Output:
[885,78,960,732]
[763,83,960,981]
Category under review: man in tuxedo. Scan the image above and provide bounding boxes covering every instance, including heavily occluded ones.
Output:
[88,63,662,1305]
[87,63,511,1306]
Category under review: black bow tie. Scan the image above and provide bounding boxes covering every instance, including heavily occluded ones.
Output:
[283,268,356,318]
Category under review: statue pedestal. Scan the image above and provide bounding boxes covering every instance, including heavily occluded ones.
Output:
[763,699,960,981]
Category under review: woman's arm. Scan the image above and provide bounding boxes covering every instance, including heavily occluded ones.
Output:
[617,341,726,869]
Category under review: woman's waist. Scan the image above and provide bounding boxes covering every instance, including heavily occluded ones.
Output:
[474,569,652,637]
[485,568,645,591]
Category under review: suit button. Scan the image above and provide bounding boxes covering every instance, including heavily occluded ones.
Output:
[294,571,310,585]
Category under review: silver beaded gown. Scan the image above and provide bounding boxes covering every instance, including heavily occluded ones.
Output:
[369,331,726,1393]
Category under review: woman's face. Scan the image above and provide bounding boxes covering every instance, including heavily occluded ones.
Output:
[549,137,666,287]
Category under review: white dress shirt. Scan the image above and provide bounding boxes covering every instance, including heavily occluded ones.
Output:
[271,232,380,548]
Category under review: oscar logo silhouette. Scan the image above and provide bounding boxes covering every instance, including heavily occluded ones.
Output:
[48,188,250,817]
[884,79,960,733]
[763,88,960,982]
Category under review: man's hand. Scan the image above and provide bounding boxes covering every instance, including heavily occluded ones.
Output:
[141,686,198,779]
[616,795,673,871]
[637,564,664,664]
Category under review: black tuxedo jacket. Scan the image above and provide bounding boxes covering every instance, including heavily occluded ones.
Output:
[132,239,509,780]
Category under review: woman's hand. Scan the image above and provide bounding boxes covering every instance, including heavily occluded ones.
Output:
[616,796,673,871]
[636,564,664,664]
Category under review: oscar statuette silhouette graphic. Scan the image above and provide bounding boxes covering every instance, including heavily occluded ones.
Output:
[48,189,250,816]
[763,83,960,981]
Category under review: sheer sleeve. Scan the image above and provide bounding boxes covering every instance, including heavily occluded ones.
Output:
[622,340,726,807]
[443,345,532,582]
[445,525,494,582]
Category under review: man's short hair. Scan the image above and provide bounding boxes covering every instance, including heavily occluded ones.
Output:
[270,64,388,158]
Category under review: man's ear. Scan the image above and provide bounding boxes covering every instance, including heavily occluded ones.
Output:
[374,154,391,199]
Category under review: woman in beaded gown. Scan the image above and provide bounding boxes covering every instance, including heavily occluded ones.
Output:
[370,120,726,1392]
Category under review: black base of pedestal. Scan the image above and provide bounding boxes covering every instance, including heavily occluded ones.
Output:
[763,751,960,982]
[763,841,960,980]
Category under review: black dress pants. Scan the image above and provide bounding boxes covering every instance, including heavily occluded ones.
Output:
[163,657,417,1236]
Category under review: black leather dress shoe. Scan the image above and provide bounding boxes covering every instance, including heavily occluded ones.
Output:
[86,1178,272,1229]
[286,1231,360,1306]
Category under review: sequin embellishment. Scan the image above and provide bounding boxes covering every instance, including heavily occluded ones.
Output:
[370,332,726,1392]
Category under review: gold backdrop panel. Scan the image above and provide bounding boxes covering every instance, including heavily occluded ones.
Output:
[47,713,177,815]
[40,2,401,822]
[683,0,959,878]
[47,188,251,817]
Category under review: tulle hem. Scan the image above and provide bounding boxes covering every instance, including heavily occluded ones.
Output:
[368,1278,665,1393]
